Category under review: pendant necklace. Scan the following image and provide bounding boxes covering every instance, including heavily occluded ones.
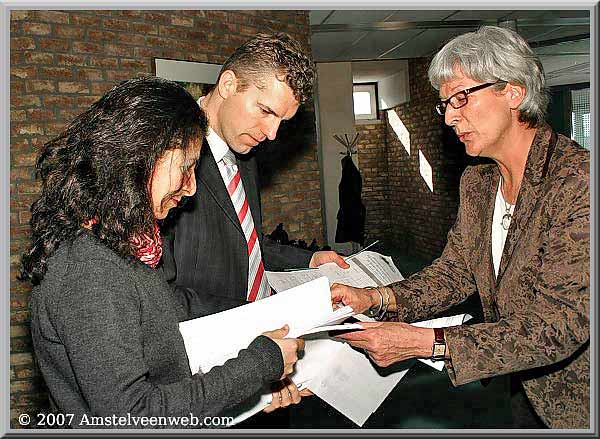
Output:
[500,178,514,231]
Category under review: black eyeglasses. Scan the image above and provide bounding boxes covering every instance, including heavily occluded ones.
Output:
[435,81,506,116]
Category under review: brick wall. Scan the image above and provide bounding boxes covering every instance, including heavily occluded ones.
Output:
[10,9,320,428]
[355,120,390,244]
[385,58,468,261]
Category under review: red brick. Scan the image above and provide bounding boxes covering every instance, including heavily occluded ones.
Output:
[76,68,103,81]
[10,123,44,136]
[70,13,102,27]
[72,41,103,54]
[57,108,82,121]
[91,81,116,95]
[11,37,35,50]
[119,58,148,71]
[21,22,52,35]
[11,80,25,96]
[11,51,24,66]
[11,66,37,79]
[143,11,172,25]
[26,109,55,121]
[37,37,70,52]
[171,15,194,27]
[11,10,35,21]
[44,95,75,107]
[116,32,146,46]
[103,43,135,57]
[11,95,42,108]
[11,167,33,181]
[133,46,164,58]
[58,81,90,93]
[105,70,137,81]
[112,10,144,19]
[25,80,56,93]
[53,24,86,39]
[38,66,73,80]
[45,122,67,136]
[101,17,131,31]
[35,10,70,24]
[17,181,42,194]
[11,110,26,122]
[23,51,54,64]
[87,29,116,41]
[88,56,118,69]
[76,95,101,107]
[10,193,38,209]
[54,53,87,66]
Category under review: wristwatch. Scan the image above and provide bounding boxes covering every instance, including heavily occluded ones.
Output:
[431,327,446,362]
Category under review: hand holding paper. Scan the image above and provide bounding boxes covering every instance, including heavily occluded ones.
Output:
[262,325,305,379]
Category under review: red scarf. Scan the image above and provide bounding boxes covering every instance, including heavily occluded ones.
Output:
[82,219,163,269]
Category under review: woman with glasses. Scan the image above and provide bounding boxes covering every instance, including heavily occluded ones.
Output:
[21,77,305,428]
[329,26,589,428]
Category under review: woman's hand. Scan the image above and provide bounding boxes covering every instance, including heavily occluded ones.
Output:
[334,322,435,367]
[330,283,378,314]
[262,325,305,379]
[263,377,302,413]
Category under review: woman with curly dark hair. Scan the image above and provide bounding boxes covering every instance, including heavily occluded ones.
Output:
[21,77,304,428]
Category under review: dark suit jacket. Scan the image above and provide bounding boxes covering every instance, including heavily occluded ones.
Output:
[162,139,312,318]
[389,125,589,428]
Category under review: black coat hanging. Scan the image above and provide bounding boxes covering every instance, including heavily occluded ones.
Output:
[335,153,366,245]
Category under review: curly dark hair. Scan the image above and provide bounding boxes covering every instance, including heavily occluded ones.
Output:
[20,76,207,285]
[219,32,316,104]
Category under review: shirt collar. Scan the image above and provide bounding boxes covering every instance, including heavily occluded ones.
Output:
[197,96,230,164]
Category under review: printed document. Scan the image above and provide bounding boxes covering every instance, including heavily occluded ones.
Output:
[266,250,404,292]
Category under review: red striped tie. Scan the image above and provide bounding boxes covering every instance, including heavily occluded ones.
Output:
[222,150,272,301]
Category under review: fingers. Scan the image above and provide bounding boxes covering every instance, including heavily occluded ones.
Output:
[262,324,290,339]
[333,253,350,269]
[283,378,301,405]
[264,379,301,412]
[299,388,314,397]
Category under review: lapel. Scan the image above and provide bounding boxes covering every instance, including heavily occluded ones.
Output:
[478,165,500,291]
[197,139,243,235]
[237,153,262,237]
[495,124,557,285]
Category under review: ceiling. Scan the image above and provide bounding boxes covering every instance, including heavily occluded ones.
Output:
[309,10,591,86]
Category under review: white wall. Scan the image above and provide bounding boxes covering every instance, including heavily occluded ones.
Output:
[315,62,356,253]
[378,66,409,109]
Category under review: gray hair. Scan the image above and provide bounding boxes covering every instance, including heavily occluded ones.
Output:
[428,26,548,128]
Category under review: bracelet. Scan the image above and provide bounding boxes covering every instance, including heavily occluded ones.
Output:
[377,287,391,320]
[365,287,383,318]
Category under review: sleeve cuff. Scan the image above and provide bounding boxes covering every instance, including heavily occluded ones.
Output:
[246,335,284,383]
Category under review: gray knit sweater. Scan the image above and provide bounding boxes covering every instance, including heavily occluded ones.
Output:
[29,234,283,429]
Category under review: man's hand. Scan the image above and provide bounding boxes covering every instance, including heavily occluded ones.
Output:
[330,283,378,314]
[262,325,305,379]
[309,251,350,269]
[334,322,435,367]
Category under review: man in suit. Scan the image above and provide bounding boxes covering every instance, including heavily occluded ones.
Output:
[162,33,348,318]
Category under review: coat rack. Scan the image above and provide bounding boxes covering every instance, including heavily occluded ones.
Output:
[333,133,360,156]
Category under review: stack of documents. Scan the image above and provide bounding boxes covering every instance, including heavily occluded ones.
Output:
[266,250,404,292]
[179,249,474,426]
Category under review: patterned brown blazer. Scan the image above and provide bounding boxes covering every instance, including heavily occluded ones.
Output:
[389,125,589,428]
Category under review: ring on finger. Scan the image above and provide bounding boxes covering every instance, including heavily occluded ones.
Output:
[278,393,283,401]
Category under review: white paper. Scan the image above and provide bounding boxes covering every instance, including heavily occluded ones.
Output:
[178,276,363,424]
[179,276,343,375]
[293,336,409,426]
[266,251,404,293]
[412,313,473,371]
